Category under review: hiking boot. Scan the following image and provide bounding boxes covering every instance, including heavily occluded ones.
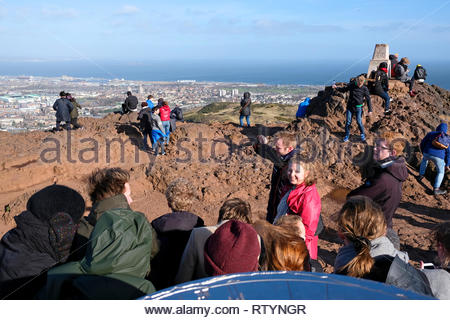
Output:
[417,175,424,182]
[161,152,166,155]
[434,188,447,195]
[342,136,349,142]
[409,91,416,97]
[384,110,392,116]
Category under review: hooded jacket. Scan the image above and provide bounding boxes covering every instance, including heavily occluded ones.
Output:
[413,66,427,80]
[348,157,409,228]
[373,68,389,95]
[52,98,74,122]
[395,63,410,82]
[0,185,85,299]
[159,105,171,121]
[40,209,156,299]
[422,268,450,299]
[420,123,450,165]
[336,81,373,113]
[296,97,311,118]
[240,92,252,116]
[124,94,138,111]
[137,107,152,132]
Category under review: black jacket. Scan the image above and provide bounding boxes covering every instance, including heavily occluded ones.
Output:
[52,98,74,122]
[373,69,389,95]
[413,66,427,80]
[348,157,408,228]
[124,95,138,111]
[336,82,372,112]
[149,212,204,290]
[138,108,152,132]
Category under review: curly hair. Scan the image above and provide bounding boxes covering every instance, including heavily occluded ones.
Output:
[165,178,196,212]
[337,196,386,278]
[87,167,130,203]
[217,198,252,224]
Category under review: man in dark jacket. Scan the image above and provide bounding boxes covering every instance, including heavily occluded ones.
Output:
[419,123,450,195]
[372,62,391,115]
[333,75,373,142]
[253,132,298,223]
[137,102,152,149]
[169,106,184,133]
[413,64,427,83]
[122,91,138,114]
[348,136,408,249]
[52,91,74,131]
[0,185,85,299]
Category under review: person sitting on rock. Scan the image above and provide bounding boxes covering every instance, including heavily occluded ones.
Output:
[413,64,428,83]
[347,133,408,249]
[420,222,450,299]
[253,131,298,223]
[52,91,74,131]
[389,53,399,78]
[70,167,159,261]
[204,220,260,277]
[174,198,252,284]
[148,178,204,290]
[0,185,85,299]
[122,91,138,114]
[418,123,450,195]
[372,62,391,115]
[395,57,416,97]
[333,196,435,298]
[333,75,373,142]
[273,154,322,261]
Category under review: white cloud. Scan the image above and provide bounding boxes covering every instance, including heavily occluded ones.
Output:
[116,5,139,16]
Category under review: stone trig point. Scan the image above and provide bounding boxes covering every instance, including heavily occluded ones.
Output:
[367,44,390,77]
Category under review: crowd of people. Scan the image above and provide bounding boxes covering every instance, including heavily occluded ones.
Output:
[0,123,448,299]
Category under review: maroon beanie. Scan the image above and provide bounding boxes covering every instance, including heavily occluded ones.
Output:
[204,220,260,276]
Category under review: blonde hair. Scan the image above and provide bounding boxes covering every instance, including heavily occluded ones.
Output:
[288,154,318,186]
[337,196,387,278]
[378,131,406,156]
[275,131,297,149]
[275,214,305,239]
[218,198,252,224]
[88,168,129,202]
[165,178,195,212]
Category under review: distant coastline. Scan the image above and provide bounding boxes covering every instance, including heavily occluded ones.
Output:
[0,60,449,90]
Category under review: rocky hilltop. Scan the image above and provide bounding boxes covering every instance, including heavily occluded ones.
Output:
[0,80,449,271]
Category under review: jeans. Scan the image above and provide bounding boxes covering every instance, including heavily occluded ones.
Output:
[419,153,446,189]
[344,108,364,138]
[142,130,150,148]
[240,115,250,127]
[162,121,171,143]
[377,91,390,111]
[152,137,165,155]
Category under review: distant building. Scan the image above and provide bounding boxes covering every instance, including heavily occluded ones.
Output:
[232,89,239,97]
[219,89,227,97]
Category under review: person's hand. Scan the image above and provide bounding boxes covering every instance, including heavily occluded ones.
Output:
[257,135,268,144]
[332,84,337,89]
[420,261,425,269]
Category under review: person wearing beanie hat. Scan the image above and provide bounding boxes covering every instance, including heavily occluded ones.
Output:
[0,185,85,299]
[204,220,260,276]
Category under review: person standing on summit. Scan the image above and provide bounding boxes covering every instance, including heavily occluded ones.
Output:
[239,92,252,127]
[333,75,372,142]
[122,91,138,114]
[52,91,74,131]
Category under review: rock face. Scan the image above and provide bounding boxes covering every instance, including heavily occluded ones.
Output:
[0,81,449,271]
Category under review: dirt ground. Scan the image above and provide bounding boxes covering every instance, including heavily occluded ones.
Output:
[1,81,449,272]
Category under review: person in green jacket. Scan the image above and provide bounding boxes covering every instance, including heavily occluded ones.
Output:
[39,208,156,299]
[66,93,83,129]
[70,167,158,261]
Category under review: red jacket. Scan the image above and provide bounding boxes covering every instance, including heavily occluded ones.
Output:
[287,183,321,260]
[160,105,171,121]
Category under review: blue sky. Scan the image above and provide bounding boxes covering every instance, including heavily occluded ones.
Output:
[0,0,450,63]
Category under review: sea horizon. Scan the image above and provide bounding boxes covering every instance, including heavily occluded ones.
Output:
[1,59,449,90]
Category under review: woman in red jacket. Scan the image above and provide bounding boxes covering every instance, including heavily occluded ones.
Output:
[273,154,321,260]
[159,101,171,144]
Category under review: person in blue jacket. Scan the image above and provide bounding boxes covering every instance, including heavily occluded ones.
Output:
[418,123,450,195]
[296,97,310,119]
